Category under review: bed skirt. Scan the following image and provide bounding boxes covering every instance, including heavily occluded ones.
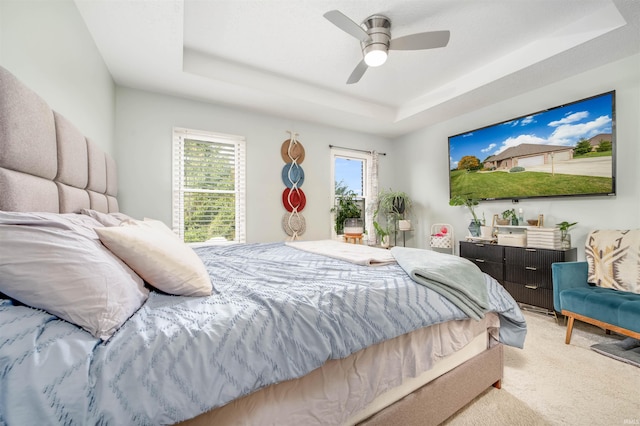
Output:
[176,316,503,426]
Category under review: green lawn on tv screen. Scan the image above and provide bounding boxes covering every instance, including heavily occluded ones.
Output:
[449,169,613,200]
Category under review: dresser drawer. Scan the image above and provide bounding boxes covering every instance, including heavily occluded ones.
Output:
[466,259,504,281]
[504,265,553,289]
[460,242,504,263]
[504,246,566,268]
[503,281,554,311]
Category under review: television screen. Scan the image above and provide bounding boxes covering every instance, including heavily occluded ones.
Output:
[448,91,616,201]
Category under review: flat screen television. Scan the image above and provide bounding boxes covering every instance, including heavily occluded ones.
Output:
[448,91,616,202]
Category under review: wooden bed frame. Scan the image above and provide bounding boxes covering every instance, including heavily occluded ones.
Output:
[0,64,503,425]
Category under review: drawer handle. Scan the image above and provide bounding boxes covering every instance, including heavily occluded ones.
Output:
[475,259,485,263]
[525,266,537,271]
[525,248,537,252]
[474,243,485,247]
[525,284,538,290]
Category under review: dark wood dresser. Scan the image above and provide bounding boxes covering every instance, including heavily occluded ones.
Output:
[459,241,577,312]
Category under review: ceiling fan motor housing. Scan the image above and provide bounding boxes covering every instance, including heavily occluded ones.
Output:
[361,15,391,65]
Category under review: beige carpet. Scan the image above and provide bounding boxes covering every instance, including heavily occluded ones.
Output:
[443,387,549,425]
[444,310,640,425]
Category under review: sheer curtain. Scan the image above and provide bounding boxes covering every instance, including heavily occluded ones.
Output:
[366,151,379,245]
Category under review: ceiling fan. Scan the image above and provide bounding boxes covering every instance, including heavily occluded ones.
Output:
[323,10,450,84]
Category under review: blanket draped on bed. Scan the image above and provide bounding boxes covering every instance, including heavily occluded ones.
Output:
[286,239,396,265]
[0,243,526,425]
[391,246,490,320]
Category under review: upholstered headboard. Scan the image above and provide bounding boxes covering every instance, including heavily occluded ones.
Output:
[0,66,118,213]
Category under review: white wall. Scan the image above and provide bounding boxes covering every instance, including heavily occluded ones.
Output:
[0,0,115,155]
[393,54,640,259]
[3,0,638,254]
[115,87,395,242]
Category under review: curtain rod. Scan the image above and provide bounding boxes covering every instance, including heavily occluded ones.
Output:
[328,145,387,156]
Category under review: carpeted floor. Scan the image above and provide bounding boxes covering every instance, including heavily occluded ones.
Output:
[443,310,640,425]
[443,387,549,426]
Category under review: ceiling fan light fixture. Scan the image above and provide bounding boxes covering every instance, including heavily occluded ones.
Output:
[364,48,387,67]
[324,10,450,84]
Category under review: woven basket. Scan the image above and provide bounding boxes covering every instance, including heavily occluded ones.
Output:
[282,212,306,237]
[430,235,452,249]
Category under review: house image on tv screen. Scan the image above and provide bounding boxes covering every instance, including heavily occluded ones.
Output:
[483,143,574,170]
[483,133,612,176]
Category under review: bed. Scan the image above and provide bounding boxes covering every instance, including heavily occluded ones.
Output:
[0,65,526,425]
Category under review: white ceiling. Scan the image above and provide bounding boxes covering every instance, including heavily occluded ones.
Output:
[75,0,640,138]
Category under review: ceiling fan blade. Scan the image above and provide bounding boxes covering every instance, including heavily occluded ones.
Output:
[324,10,370,43]
[346,59,368,84]
[389,30,450,50]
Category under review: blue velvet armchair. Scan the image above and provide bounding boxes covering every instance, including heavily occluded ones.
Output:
[553,256,640,344]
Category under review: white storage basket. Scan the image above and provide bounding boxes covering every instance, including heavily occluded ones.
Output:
[430,223,454,254]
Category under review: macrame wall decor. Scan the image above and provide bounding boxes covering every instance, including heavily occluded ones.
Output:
[281,131,306,240]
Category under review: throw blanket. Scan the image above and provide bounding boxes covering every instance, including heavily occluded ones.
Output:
[0,243,524,425]
[286,239,396,266]
[391,246,490,320]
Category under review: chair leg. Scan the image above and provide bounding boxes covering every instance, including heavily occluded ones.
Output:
[565,316,575,344]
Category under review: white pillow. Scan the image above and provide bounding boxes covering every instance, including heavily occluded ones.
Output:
[80,208,134,227]
[95,219,213,296]
[0,211,149,340]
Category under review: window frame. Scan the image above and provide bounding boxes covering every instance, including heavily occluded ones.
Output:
[330,148,372,238]
[172,127,246,243]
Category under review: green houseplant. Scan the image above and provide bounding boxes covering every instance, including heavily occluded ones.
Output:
[501,208,518,226]
[331,190,363,235]
[556,220,577,249]
[372,220,390,247]
[449,195,481,237]
[378,189,413,221]
[375,189,414,244]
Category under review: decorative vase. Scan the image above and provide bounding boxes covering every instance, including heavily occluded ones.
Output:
[468,220,481,237]
[561,231,571,249]
[480,225,493,239]
[381,235,390,248]
[343,218,364,236]
[398,219,411,231]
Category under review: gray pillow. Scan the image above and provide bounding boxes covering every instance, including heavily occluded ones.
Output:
[0,211,148,340]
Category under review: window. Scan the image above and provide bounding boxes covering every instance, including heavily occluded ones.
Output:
[330,148,372,237]
[172,128,246,243]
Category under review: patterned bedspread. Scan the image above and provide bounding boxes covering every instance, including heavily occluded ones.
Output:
[0,243,526,425]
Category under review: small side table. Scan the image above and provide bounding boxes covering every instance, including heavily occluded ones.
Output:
[344,234,363,244]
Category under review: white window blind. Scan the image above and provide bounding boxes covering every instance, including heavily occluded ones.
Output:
[172,128,246,243]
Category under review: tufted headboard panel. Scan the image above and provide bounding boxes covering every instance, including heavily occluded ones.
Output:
[0,66,118,213]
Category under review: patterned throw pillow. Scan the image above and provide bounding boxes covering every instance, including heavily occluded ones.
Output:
[585,229,640,294]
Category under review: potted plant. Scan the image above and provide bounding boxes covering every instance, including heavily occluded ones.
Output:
[500,208,518,226]
[331,190,363,236]
[449,194,481,237]
[377,188,414,234]
[556,221,577,249]
[373,220,390,248]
